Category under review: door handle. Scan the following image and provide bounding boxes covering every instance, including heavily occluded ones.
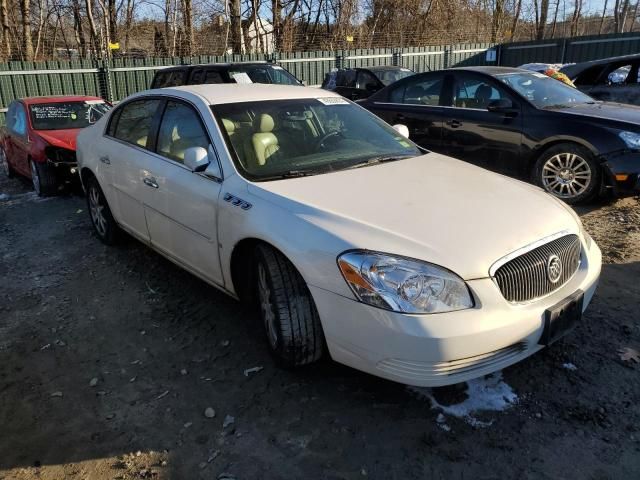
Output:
[143,177,159,189]
[446,119,462,128]
[99,156,110,165]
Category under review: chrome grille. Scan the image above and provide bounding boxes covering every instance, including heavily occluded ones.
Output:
[494,234,581,303]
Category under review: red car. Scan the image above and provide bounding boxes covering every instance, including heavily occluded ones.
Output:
[0,96,110,195]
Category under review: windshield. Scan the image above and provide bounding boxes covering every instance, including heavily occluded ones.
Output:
[228,65,300,86]
[497,72,594,108]
[373,68,415,86]
[29,101,110,130]
[212,98,421,181]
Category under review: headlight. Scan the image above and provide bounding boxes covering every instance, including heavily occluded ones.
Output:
[337,251,474,314]
[619,131,640,149]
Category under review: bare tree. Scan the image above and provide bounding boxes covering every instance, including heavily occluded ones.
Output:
[535,0,550,40]
[21,0,35,60]
[570,0,583,36]
[491,0,505,42]
[229,0,242,52]
[510,0,522,39]
[0,0,11,58]
[599,0,609,34]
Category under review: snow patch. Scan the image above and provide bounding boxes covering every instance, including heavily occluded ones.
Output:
[410,372,518,428]
[0,193,8,201]
[562,362,577,371]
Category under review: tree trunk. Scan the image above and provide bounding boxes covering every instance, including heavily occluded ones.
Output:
[272,0,282,50]
[108,0,117,42]
[0,0,11,58]
[536,0,549,40]
[599,0,609,34]
[229,0,242,53]
[550,0,560,38]
[490,0,505,43]
[21,0,35,60]
[85,0,101,58]
[510,0,522,40]
[182,0,193,56]
[72,0,86,56]
[33,0,46,59]
[570,0,582,36]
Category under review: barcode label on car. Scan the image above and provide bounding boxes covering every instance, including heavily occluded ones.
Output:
[317,97,349,105]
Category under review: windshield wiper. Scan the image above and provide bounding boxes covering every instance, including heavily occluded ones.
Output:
[340,155,414,171]
[258,170,318,181]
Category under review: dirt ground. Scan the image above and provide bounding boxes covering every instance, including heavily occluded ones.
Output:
[0,173,639,480]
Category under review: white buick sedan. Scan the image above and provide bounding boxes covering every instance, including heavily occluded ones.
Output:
[77,84,601,387]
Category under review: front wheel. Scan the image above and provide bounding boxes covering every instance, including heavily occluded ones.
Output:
[533,143,600,204]
[30,159,57,196]
[254,245,325,367]
[86,176,120,245]
[0,147,13,178]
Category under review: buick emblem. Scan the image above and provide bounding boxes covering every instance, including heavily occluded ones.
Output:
[547,255,563,284]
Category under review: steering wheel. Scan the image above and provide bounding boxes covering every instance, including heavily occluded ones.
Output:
[315,131,342,150]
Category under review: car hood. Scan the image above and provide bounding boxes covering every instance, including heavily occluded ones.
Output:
[247,154,579,280]
[551,102,640,125]
[35,129,82,150]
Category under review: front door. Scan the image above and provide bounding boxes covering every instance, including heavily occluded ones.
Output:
[138,99,224,286]
[6,102,30,176]
[442,72,523,175]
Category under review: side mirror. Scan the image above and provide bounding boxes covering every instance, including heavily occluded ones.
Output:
[487,98,516,113]
[184,146,210,172]
[393,124,410,139]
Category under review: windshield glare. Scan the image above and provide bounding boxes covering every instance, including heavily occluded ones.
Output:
[229,65,300,85]
[497,72,594,108]
[29,101,110,130]
[213,98,421,180]
[374,69,415,86]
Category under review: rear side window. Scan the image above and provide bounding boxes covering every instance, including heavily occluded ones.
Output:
[8,102,27,136]
[112,99,162,148]
[204,70,225,84]
[357,70,378,90]
[338,70,356,88]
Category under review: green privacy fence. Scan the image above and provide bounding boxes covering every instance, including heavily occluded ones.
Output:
[0,32,637,123]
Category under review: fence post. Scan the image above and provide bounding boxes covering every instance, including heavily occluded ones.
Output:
[335,52,343,70]
[392,50,401,67]
[97,60,113,104]
[560,38,568,64]
[443,46,451,69]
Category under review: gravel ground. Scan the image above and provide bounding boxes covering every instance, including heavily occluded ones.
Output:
[0,173,639,480]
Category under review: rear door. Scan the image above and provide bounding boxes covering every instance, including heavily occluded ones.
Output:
[8,102,30,175]
[138,99,224,286]
[364,71,449,152]
[442,71,522,175]
[189,67,227,85]
[333,70,359,100]
[104,97,164,241]
[354,69,383,100]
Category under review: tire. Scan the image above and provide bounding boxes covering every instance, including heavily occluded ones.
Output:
[0,146,14,178]
[86,175,120,245]
[254,244,325,367]
[30,159,57,196]
[533,143,600,205]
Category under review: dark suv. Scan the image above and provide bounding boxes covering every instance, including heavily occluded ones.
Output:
[322,66,415,100]
[150,62,302,88]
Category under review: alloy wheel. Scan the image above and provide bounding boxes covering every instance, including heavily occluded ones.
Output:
[541,152,592,199]
[257,263,279,349]
[30,160,41,195]
[88,184,107,237]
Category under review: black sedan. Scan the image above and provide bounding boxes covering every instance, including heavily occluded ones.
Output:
[322,66,415,100]
[359,66,640,203]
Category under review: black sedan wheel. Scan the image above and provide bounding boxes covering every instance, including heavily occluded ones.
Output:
[534,143,600,204]
[254,244,325,368]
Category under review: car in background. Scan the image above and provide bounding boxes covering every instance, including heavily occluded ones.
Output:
[0,96,110,196]
[561,54,640,105]
[150,62,302,89]
[76,84,600,387]
[359,66,640,204]
[322,66,415,100]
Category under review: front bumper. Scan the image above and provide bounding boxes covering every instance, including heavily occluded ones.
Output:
[602,151,640,195]
[311,237,601,387]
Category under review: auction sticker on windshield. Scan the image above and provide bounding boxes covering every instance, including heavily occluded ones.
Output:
[317,97,349,105]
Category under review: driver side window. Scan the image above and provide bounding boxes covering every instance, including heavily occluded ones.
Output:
[156,101,210,163]
[453,75,506,110]
[389,74,445,106]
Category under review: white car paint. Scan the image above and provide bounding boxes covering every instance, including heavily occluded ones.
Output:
[77,84,601,387]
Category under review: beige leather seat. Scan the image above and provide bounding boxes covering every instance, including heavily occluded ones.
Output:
[252,114,279,166]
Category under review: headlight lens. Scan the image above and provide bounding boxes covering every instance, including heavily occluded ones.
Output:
[337,251,474,314]
[619,131,640,149]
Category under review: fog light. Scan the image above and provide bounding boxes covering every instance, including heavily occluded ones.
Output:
[70,167,77,174]
[615,174,629,181]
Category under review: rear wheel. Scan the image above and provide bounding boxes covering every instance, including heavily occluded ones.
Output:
[30,159,57,196]
[254,244,325,367]
[533,143,600,204]
[0,147,13,178]
[86,176,120,245]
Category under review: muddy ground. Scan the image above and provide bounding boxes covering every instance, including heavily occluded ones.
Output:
[0,173,639,480]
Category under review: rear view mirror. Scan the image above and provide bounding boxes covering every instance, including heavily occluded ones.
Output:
[184,146,210,172]
[487,98,515,113]
[393,124,410,139]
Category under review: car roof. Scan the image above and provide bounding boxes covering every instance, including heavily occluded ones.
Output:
[367,65,410,71]
[560,53,640,78]
[157,62,270,72]
[21,95,104,105]
[155,84,342,105]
